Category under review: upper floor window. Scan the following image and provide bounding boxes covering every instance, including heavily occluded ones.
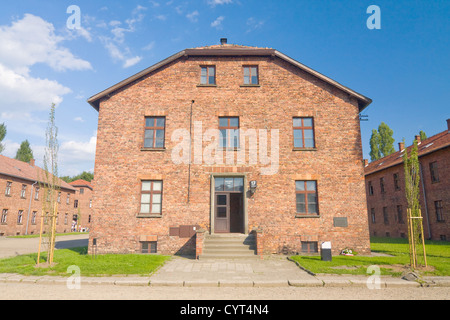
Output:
[5,182,12,196]
[368,181,374,196]
[293,118,315,149]
[295,180,318,215]
[20,185,27,198]
[144,117,165,149]
[393,173,400,191]
[200,66,216,85]
[219,117,239,149]
[430,162,439,183]
[34,187,39,200]
[243,66,258,85]
[380,177,385,194]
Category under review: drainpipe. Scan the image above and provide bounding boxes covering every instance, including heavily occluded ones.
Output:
[419,163,432,239]
[187,100,194,204]
[25,181,38,235]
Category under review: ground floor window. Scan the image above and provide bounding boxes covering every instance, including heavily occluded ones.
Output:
[141,241,157,253]
[301,241,318,253]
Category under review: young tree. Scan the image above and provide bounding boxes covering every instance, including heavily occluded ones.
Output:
[15,140,34,163]
[378,122,395,157]
[403,139,427,269]
[369,129,381,161]
[0,123,6,153]
[419,130,427,141]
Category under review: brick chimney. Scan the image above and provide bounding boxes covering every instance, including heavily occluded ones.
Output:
[447,118,450,132]
[220,38,227,45]
[29,159,35,166]
[398,142,405,151]
[415,135,421,144]
[364,159,369,167]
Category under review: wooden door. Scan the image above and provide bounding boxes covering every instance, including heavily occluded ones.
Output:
[215,193,229,233]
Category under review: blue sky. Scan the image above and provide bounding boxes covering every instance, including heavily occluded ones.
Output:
[0,0,449,176]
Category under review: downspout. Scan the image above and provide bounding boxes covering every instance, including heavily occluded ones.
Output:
[187,100,195,204]
[419,163,432,239]
[25,181,38,235]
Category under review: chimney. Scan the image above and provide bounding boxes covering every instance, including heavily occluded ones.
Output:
[447,118,450,132]
[29,159,35,166]
[364,159,369,167]
[220,38,227,45]
[398,142,405,151]
[415,135,421,144]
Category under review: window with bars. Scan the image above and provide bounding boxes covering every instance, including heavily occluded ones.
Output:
[293,118,315,149]
[141,241,157,253]
[200,66,216,85]
[140,181,163,215]
[295,180,318,215]
[219,117,239,149]
[243,66,258,85]
[144,117,165,149]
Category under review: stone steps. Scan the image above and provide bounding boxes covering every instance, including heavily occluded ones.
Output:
[199,233,258,260]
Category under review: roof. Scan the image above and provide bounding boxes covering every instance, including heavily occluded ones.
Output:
[69,179,93,190]
[87,43,372,112]
[364,127,450,176]
[0,155,76,191]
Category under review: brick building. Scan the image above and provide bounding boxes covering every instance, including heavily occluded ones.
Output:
[0,155,77,236]
[88,40,373,256]
[69,179,94,232]
[364,119,450,241]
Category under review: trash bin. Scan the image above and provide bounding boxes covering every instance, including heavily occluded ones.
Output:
[321,241,332,261]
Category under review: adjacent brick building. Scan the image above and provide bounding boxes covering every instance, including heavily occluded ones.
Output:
[0,155,77,236]
[364,119,450,241]
[88,40,373,256]
[69,179,94,232]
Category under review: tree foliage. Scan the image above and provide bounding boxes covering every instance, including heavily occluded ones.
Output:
[369,129,381,161]
[60,171,94,183]
[0,123,6,154]
[369,122,396,161]
[15,140,34,163]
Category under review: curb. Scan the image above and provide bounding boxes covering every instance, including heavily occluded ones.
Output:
[1,273,449,288]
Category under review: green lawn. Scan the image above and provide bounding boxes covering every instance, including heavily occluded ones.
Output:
[290,237,450,277]
[0,247,171,277]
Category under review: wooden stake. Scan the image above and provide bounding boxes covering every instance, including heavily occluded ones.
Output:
[36,209,44,266]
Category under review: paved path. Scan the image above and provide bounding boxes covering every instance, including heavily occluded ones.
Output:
[0,234,89,258]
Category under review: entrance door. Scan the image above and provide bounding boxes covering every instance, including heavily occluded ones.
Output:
[215,193,229,233]
[214,177,244,233]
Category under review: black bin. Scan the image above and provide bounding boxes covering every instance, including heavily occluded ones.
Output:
[321,241,332,261]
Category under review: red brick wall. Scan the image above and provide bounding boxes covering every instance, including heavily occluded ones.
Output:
[365,147,450,241]
[71,185,94,231]
[90,55,371,255]
[0,174,76,236]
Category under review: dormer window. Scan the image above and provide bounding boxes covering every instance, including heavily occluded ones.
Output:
[200,66,216,85]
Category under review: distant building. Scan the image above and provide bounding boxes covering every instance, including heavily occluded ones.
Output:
[364,119,450,241]
[0,155,77,236]
[69,179,94,232]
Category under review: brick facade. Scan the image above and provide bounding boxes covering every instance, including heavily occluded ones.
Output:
[365,120,450,241]
[69,179,94,232]
[0,156,77,236]
[88,43,372,256]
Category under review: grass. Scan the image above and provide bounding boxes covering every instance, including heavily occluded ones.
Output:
[290,237,450,277]
[0,247,171,277]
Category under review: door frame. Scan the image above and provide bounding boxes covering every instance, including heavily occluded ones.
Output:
[210,174,248,235]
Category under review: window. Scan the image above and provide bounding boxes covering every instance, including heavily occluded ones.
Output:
[200,66,216,85]
[74,200,78,208]
[293,118,315,148]
[435,201,444,222]
[219,117,239,149]
[66,194,70,205]
[1,209,7,224]
[141,241,157,254]
[20,185,27,198]
[301,241,318,253]
[31,211,37,225]
[17,210,23,224]
[383,207,389,225]
[5,182,12,196]
[393,173,400,190]
[296,181,318,215]
[243,66,258,85]
[144,117,165,149]
[64,213,68,225]
[370,208,376,223]
[368,181,374,196]
[89,199,92,208]
[397,205,404,224]
[214,177,244,192]
[430,162,439,183]
[80,188,84,194]
[57,192,61,203]
[140,181,163,215]
[34,187,39,200]
[380,177,385,194]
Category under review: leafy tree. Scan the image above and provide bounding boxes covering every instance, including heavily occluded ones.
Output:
[60,171,94,183]
[419,130,427,141]
[378,122,395,157]
[0,123,6,153]
[369,129,381,161]
[15,140,34,163]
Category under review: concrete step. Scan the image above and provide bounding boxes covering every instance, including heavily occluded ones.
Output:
[200,233,257,259]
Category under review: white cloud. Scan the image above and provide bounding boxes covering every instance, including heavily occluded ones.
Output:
[186,10,199,23]
[211,16,225,29]
[246,17,265,33]
[74,117,85,122]
[208,0,233,7]
[123,56,142,68]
